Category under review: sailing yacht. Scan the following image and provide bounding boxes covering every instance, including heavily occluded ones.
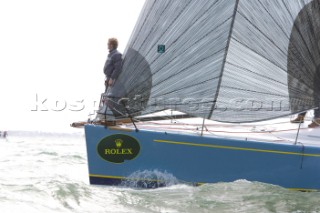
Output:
[75,0,320,190]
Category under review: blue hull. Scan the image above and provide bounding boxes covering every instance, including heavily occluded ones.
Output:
[84,124,320,190]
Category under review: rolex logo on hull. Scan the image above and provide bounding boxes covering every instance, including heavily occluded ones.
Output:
[97,134,140,163]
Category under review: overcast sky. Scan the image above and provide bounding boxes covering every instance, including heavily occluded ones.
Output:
[0,0,145,131]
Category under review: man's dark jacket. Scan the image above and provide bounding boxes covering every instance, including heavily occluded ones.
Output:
[103,49,122,80]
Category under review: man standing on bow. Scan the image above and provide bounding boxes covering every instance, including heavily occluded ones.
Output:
[104,38,123,89]
[97,38,124,120]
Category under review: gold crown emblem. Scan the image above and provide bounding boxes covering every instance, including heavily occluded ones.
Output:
[115,139,123,148]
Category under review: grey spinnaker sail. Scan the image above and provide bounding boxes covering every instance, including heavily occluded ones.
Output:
[110,0,320,123]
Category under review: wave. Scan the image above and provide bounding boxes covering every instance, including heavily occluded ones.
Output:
[120,170,182,188]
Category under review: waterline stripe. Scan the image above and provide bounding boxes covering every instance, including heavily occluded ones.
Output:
[90,174,123,179]
[288,188,318,192]
[90,174,171,183]
[154,139,320,157]
[89,174,318,191]
[90,174,197,185]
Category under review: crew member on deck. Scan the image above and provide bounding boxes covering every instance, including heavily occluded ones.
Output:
[97,37,124,120]
[291,109,320,128]
[291,64,320,128]
[104,38,123,88]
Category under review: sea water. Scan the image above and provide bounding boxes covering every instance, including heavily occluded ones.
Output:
[1,130,320,213]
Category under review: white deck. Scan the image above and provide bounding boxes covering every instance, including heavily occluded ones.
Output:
[121,112,320,147]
